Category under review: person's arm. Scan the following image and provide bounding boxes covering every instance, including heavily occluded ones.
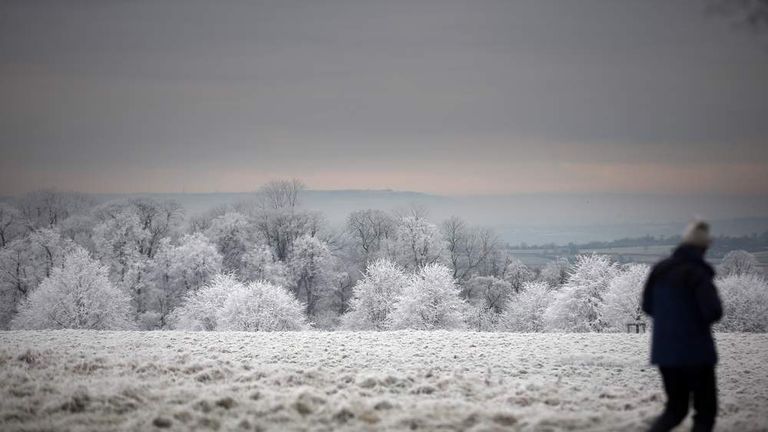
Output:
[692,268,723,324]
[642,267,656,317]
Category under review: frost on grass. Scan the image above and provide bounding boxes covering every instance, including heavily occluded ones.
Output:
[0,331,767,431]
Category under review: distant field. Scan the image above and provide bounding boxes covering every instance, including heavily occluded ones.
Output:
[510,245,768,272]
[1,331,766,431]
[506,245,678,267]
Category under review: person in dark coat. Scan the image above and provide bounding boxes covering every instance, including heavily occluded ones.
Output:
[642,220,723,432]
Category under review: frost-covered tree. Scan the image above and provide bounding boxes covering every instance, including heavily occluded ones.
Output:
[88,198,187,318]
[93,211,150,314]
[204,211,252,273]
[148,234,223,328]
[716,274,768,332]
[252,208,327,262]
[328,266,355,316]
[243,181,329,262]
[0,202,22,247]
[498,281,553,332]
[390,263,466,330]
[171,273,240,331]
[187,205,228,234]
[172,273,307,331]
[342,259,408,330]
[462,275,511,331]
[27,228,78,279]
[601,264,650,332]
[129,198,183,258]
[169,233,223,293]
[346,209,395,266]
[540,257,570,288]
[256,179,304,212]
[543,254,618,332]
[441,216,498,282]
[0,229,77,328]
[93,198,182,259]
[289,234,336,317]
[0,241,34,328]
[217,280,309,331]
[17,189,93,231]
[463,275,513,313]
[59,214,97,252]
[503,258,535,293]
[386,216,447,270]
[465,304,501,331]
[720,250,761,277]
[11,248,134,330]
[241,244,288,286]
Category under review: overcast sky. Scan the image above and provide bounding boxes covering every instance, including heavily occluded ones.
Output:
[1,0,767,195]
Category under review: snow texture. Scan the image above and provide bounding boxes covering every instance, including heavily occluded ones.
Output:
[0,331,766,431]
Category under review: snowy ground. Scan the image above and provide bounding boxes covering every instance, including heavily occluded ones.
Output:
[0,332,766,432]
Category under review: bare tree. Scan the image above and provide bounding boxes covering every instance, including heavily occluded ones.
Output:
[17,189,94,231]
[131,198,184,258]
[393,203,429,220]
[187,205,229,234]
[257,179,305,212]
[0,203,21,247]
[441,216,499,282]
[464,275,513,313]
[330,269,355,315]
[346,209,395,265]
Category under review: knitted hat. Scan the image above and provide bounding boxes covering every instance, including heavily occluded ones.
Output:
[681,220,712,248]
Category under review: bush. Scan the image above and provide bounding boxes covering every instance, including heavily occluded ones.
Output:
[218,280,309,331]
[716,274,768,332]
[498,281,553,332]
[172,274,308,331]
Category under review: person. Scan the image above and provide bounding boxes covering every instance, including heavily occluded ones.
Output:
[642,220,723,432]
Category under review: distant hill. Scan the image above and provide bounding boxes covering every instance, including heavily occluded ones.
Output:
[6,190,768,245]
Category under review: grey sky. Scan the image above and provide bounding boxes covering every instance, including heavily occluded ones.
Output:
[1,0,767,194]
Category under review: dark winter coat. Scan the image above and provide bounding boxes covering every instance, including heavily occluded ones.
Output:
[642,244,723,366]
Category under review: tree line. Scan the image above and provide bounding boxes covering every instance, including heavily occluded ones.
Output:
[1,183,766,332]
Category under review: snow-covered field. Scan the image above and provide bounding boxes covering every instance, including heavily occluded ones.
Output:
[1,332,766,432]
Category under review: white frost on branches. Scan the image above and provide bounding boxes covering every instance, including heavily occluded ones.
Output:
[720,250,761,277]
[498,281,554,332]
[0,228,77,328]
[390,263,466,330]
[601,264,650,332]
[147,234,223,328]
[204,212,251,274]
[289,234,336,317]
[172,273,307,331]
[716,274,768,332]
[218,280,309,331]
[386,216,447,270]
[11,248,134,330]
[241,244,288,287]
[543,255,618,332]
[342,259,408,330]
[503,258,535,293]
